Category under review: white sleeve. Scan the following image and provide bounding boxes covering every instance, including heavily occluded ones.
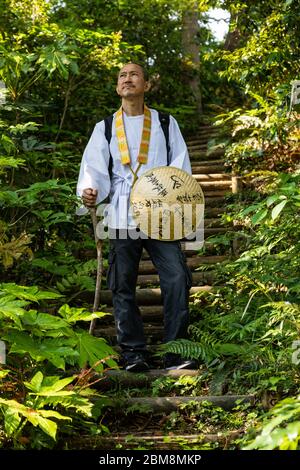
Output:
[169,116,192,175]
[76,121,111,214]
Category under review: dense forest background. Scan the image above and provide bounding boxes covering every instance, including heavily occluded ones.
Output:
[0,0,300,451]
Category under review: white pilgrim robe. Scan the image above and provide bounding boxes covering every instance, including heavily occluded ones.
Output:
[76,108,191,229]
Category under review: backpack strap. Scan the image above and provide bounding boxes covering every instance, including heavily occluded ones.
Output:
[104,114,114,179]
[158,111,171,166]
[104,111,171,178]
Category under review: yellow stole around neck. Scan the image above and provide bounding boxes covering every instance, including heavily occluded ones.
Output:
[115,105,151,166]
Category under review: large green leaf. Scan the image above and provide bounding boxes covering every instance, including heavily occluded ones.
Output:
[26,371,44,392]
[29,376,76,395]
[24,373,94,417]
[251,208,268,225]
[31,259,70,276]
[75,331,118,371]
[22,310,70,331]
[0,156,25,169]
[3,407,21,436]
[58,304,110,323]
[216,343,247,356]
[42,394,94,418]
[0,283,62,302]
[33,415,58,441]
[3,331,78,369]
[0,398,71,440]
[271,200,288,220]
[0,295,28,328]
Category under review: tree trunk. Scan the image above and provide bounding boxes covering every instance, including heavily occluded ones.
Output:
[224,14,241,51]
[182,4,202,114]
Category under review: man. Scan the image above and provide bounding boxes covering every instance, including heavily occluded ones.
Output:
[77,62,196,372]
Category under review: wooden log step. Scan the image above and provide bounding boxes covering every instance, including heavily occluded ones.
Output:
[103,305,163,322]
[97,368,201,389]
[187,132,220,142]
[187,254,228,265]
[187,142,208,150]
[195,179,232,189]
[196,127,221,134]
[203,195,227,207]
[139,255,228,269]
[189,149,225,160]
[193,173,232,181]
[195,128,222,135]
[67,430,243,450]
[94,323,164,342]
[192,164,226,174]
[202,189,232,197]
[189,145,225,154]
[181,237,230,250]
[205,218,228,228]
[191,159,225,166]
[82,285,213,306]
[181,241,230,255]
[187,124,218,135]
[188,138,211,146]
[205,206,227,217]
[204,227,229,235]
[111,395,255,413]
[187,138,212,146]
[188,138,220,146]
[136,271,215,287]
[103,247,223,273]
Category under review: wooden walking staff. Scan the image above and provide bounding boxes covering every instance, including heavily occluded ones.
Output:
[89,207,103,335]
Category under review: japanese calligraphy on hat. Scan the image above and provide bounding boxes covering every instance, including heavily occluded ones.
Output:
[130,166,205,240]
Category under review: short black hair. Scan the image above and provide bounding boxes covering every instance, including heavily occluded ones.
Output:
[118,62,149,81]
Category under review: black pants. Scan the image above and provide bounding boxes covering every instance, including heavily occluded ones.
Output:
[106,229,193,360]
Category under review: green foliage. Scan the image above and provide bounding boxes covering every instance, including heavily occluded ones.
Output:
[151,374,208,397]
[0,283,116,371]
[214,90,300,172]
[243,395,300,450]
[170,172,300,394]
[160,399,258,441]
[212,0,300,172]
[0,283,62,301]
[156,171,300,399]
[0,370,99,445]
[0,282,118,448]
[220,1,300,94]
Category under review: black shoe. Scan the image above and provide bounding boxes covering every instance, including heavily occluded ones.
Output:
[123,353,150,373]
[163,353,198,370]
[165,359,198,370]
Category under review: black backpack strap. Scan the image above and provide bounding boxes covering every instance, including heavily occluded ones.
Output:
[104,114,114,178]
[158,111,171,165]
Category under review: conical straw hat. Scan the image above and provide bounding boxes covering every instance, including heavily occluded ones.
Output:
[130,166,205,240]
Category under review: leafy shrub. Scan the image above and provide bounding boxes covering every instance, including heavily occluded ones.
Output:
[0,283,118,448]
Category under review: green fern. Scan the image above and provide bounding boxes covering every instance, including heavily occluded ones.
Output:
[263,301,300,318]
[188,325,219,347]
[158,339,215,363]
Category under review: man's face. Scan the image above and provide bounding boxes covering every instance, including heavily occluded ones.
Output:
[116,63,149,98]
